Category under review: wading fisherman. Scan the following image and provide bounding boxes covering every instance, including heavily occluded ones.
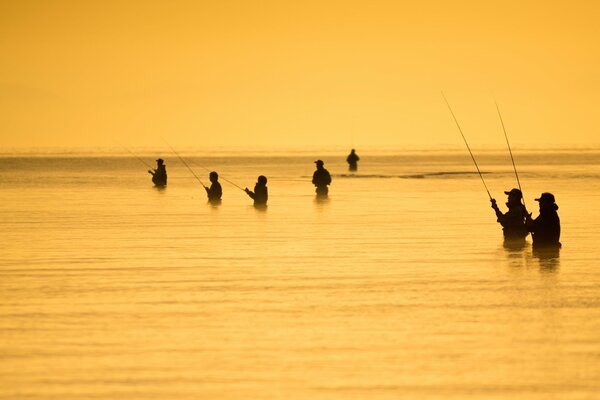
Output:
[312,160,332,197]
[148,158,167,186]
[245,175,268,206]
[347,149,360,171]
[527,192,561,248]
[205,171,222,203]
[490,188,528,240]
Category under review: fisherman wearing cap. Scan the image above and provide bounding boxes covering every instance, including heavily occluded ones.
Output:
[312,160,332,197]
[490,188,529,240]
[245,175,268,206]
[527,193,561,248]
[148,158,167,186]
[205,171,222,204]
[347,149,360,171]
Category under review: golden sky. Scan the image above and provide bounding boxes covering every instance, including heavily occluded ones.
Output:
[1,0,599,148]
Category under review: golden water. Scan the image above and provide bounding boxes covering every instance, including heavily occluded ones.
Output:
[1,150,599,399]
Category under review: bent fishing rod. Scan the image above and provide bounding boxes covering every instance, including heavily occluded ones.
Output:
[494,100,526,209]
[441,92,492,200]
[162,139,206,187]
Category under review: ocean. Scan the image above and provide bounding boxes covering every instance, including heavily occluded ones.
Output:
[1,148,599,399]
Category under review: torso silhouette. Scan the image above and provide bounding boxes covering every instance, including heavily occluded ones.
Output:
[206,182,222,201]
[247,184,268,205]
[494,203,528,239]
[347,152,359,170]
[312,168,331,195]
[151,165,167,186]
[529,205,561,247]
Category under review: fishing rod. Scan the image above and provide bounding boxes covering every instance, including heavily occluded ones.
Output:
[161,139,206,187]
[116,141,153,169]
[188,159,246,192]
[494,100,526,209]
[441,92,492,200]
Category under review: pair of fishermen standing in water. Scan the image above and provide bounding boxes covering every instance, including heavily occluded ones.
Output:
[204,171,268,206]
[491,188,561,248]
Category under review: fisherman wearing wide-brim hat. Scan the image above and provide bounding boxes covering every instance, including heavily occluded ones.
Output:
[148,158,167,187]
[490,188,529,240]
[526,192,561,248]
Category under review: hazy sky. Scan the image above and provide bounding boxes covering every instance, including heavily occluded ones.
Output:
[1,0,599,148]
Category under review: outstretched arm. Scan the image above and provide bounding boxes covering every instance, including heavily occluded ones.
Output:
[490,199,504,220]
[245,188,255,199]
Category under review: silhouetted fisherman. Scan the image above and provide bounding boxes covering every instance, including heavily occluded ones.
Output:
[312,160,332,197]
[490,188,528,240]
[204,171,222,203]
[527,192,561,248]
[347,149,360,171]
[148,158,167,186]
[245,175,268,206]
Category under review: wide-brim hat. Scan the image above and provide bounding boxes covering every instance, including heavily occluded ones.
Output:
[535,192,555,203]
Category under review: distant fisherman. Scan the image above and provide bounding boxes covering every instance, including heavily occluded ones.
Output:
[527,192,561,248]
[148,158,167,186]
[312,160,332,197]
[347,149,360,171]
[245,175,268,206]
[490,188,528,240]
[205,171,222,203]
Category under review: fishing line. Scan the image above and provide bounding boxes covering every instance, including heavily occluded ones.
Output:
[189,159,246,192]
[441,92,492,200]
[115,141,153,169]
[494,100,526,209]
[161,138,206,187]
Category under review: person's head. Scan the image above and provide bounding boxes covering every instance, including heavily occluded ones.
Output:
[504,188,522,205]
[209,171,219,183]
[257,175,267,186]
[351,149,355,153]
[156,158,164,165]
[535,192,557,210]
[314,160,324,169]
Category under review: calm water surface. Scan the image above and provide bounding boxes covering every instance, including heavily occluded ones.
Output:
[1,149,600,399]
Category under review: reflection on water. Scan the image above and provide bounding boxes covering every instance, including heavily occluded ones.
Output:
[503,238,528,253]
[0,151,599,400]
[500,240,561,273]
[533,246,561,272]
[253,204,268,212]
[313,195,331,206]
[208,199,222,207]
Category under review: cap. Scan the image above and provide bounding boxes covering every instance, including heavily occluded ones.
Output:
[535,192,555,203]
[156,158,164,163]
[314,160,324,165]
[504,188,522,198]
